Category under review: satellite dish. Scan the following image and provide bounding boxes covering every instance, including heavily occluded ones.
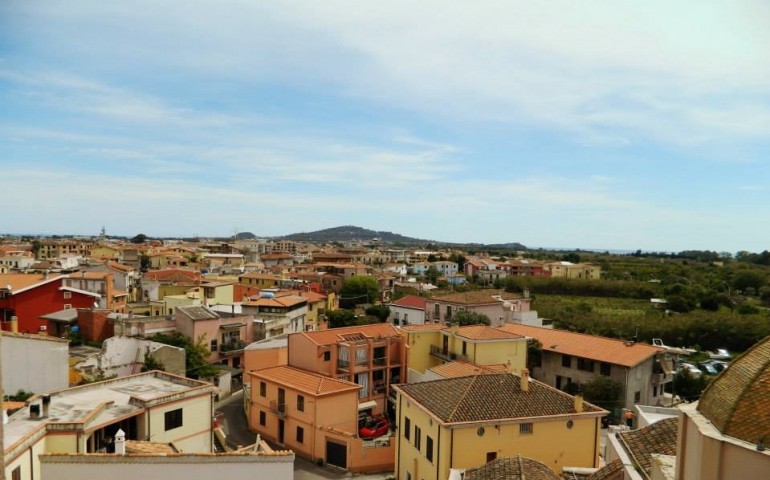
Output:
[93,301,99,308]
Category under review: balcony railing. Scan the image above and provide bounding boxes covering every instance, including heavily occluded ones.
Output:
[373,356,387,366]
[429,345,468,362]
[269,401,286,418]
[220,340,246,353]
[337,359,350,371]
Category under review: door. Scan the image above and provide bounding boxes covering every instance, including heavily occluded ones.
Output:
[278,388,286,413]
[326,440,347,469]
[442,335,449,355]
[278,419,285,444]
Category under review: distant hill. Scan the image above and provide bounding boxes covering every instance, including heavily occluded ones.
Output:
[279,225,428,244]
[278,225,527,250]
[235,231,257,240]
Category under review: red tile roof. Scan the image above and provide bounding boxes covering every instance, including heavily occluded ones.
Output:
[455,325,524,341]
[391,295,427,309]
[298,323,401,346]
[428,361,507,379]
[250,366,360,396]
[499,324,662,367]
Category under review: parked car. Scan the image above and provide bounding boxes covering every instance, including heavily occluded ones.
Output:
[678,362,702,377]
[709,349,730,360]
[698,363,718,375]
[709,360,729,372]
[359,416,390,440]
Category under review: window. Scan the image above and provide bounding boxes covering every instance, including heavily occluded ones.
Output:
[63,291,72,299]
[653,385,658,397]
[296,426,304,444]
[260,381,267,397]
[414,425,422,451]
[297,395,305,412]
[462,341,467,356]
[164,408,183,431]
[577,358,595,372]
[63,304,72,309]
[486,451,497,462]
[210,339,218,352]
[426,436,434,462]
[600,362,611,376]
[404,417,411,440]
[519,422,533,434]
[259,411,266,426]
[323,351,331,362]
[12,466,20,480]
[562,355,572,368]
[634,391,641,403]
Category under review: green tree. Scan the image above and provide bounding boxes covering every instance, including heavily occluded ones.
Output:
[131,233,148,244]
[365,304,391,322]
[425,266,440,285]
[140,254,151,272]
[340,276,379,309]
[327,309,359,328]
[31,239,42,259]
[526,338,543,372]
[142,353,166,372]
[666,294,696,313]
[151,332,218,379]
[732,270,766,295]
[581,376,624,419]
[452,310,491,326]
[672,370,709,401]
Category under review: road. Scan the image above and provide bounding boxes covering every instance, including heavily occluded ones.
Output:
[216,390,394,479]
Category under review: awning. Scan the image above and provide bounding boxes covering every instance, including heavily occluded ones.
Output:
[220,323,246,330]
[357,400,377,411]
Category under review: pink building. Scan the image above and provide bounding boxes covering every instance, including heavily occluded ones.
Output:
[175,305,252,369]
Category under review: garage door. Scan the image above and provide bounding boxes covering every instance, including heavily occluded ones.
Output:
[325,440,347,469]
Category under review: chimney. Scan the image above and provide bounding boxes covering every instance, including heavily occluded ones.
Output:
[574,393,584,412]
[10,316,18,333]
[115,429,126,455]
[521,368,530,392]
[41,394,51,418]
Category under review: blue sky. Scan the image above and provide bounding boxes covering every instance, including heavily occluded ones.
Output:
[2,1,770,252]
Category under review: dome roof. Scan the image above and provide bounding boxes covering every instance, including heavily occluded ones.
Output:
[462,456,561,480]
[697,335,770,445]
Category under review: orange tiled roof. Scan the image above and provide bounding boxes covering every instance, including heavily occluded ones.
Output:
[455,324,524,341]
[143,269,201,282]
[499,324,662,367]
[697,334,770,445]
[300,323,401,346]
[618,418,678,478]
[251,366,360,396]
[391,295,427,309]
[245,296,307,308]
[0,273,63,293]
[428,361,507,379]
[463,456,561,480]
[107,261,134,272]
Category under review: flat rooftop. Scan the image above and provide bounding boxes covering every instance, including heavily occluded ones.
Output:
[4,372,214,454]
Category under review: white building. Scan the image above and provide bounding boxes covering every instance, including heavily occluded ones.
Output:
[1,331,69,396]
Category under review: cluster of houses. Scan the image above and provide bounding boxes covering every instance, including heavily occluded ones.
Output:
[1,236,767,480]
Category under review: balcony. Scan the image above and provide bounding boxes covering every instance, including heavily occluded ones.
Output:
[220,340,246,353]
[429,345,468,362]
[269,401,286,418]
[337,359,350,371]
[373,356,387,366]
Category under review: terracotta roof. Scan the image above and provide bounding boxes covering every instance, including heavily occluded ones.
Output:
[244,296,307,308]
[299,323,401,346]
[429,290,524,305]
[697,334,770,445]
[177,305,219,321]
[251,366,360,396]
[394,373,604,424]
[455,325,524,341]
[68,272,110,280]
[239,273,281,280]
[463,455,561,480]
[0,273,63,293]
[106,261,134,272]
[391,295,427,309]
[617,418,678,479]
[499,324,662,367]
[428,361,507,379]
[143,269,201,282]
[587,459,623,480]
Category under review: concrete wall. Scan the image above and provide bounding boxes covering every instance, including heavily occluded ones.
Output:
[244,346,287,373]
[2,332,69,395]
[74,336,186,378]
[146,394,213,453]
[39,454,294,480]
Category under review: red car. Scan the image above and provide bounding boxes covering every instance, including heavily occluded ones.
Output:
[359,416,390,440]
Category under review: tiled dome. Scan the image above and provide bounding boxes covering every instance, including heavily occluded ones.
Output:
[697,335,770,445]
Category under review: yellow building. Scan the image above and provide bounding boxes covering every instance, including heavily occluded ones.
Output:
[544,261,601,280]
[400,324,528,382]
[4,371,216,480]
[393,371,606,480]
[90,244,122,260]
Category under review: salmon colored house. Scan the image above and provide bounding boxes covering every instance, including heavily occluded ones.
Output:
[248,365,395,472]
[287,323,406,417]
